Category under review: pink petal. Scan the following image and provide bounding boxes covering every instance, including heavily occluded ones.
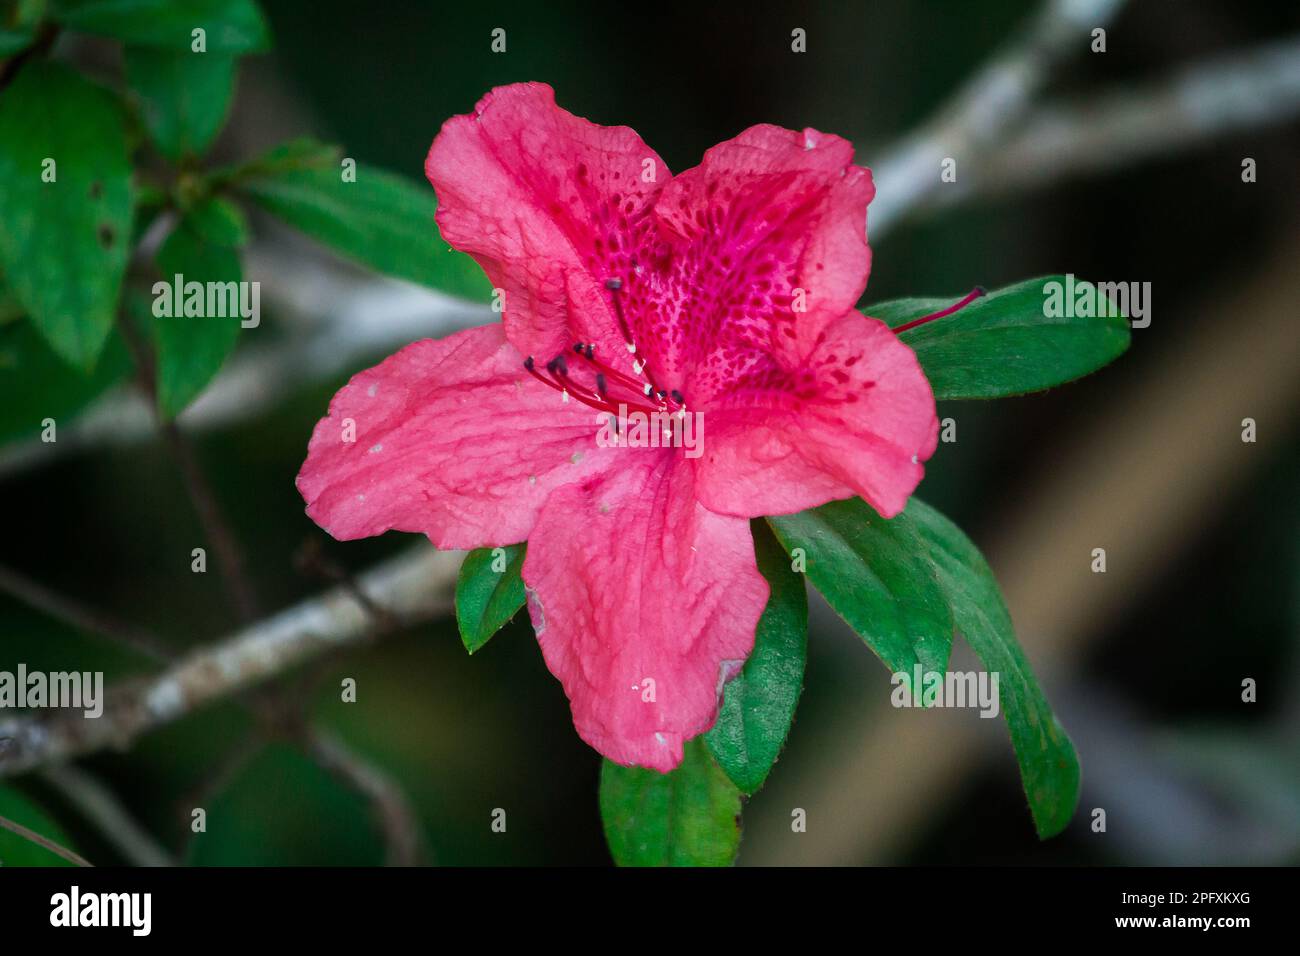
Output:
[623,123,874,404]
[296,323,618,549]
[522,453,768,772]
[424,82,671,363]
[695,312,939,519]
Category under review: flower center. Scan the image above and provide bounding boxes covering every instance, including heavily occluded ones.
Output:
[522,277,686,418]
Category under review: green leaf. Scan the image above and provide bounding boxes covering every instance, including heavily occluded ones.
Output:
[0,61,134,370]
[0,27,36,56]
[0,786,79,867]
[868,276,1131,399]
[767,498,952,676]
[706,519,807,795]
[0,317,134,444]
[150,197,247,417]
[599,738,742,867]
[51,0,270,52]
[181,193,249,247]
[214,137,342,181]
[237,142,491,301]
[125,45,236,160]
[906,498,1080,838]
[454,544,526,654]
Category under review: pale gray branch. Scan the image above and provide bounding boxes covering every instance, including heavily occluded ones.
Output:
[932,35,1300,207]
[0,545,461,778]
[869,0,1128,237]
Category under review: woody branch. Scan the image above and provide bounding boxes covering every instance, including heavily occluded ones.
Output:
[0,546,460,778]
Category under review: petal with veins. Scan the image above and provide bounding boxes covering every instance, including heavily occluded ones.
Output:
[297,323,618,549]
[523,452,768,772]
[695,312,938,520]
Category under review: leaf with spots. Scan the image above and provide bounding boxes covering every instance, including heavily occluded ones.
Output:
[455,544,526,654]
[0,62,134,370]
[868,276,1131,399]
[599,737,742,866]
[767,498,952,676]
[706,519,806,795]
[907,498,1080,839]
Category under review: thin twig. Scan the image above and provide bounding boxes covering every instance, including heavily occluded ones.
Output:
[0,545,461,778]
[294,537,401,631]
[0,24,59,91]
[160,420,261,622]
[176,734,266,857]
[0,812,93,867]
[302,729,426,866]
[113,308,263,623]
[39,764,174,867]
[0,562,173,664]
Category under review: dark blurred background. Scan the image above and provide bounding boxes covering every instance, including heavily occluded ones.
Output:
[1,0,1298,865]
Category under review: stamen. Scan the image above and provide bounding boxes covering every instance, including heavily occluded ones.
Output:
[892,286,987,334]
[571,343,644,392]
[605,276,639,353]
[523,355,662,417]
[552,278,687,416]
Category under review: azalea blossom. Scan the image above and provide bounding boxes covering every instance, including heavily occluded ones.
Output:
[297,82,940,772]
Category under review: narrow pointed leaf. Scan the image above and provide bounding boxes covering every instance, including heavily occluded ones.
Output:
[706,519,807,795]
[868,276,1130,399]
[767,499,952,676]
[454,544,525,654]
[237,142,491,301]
[907,498,1081,838]
[599,738,741,867]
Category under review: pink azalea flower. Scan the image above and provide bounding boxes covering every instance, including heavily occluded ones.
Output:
[296,82,938,772]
